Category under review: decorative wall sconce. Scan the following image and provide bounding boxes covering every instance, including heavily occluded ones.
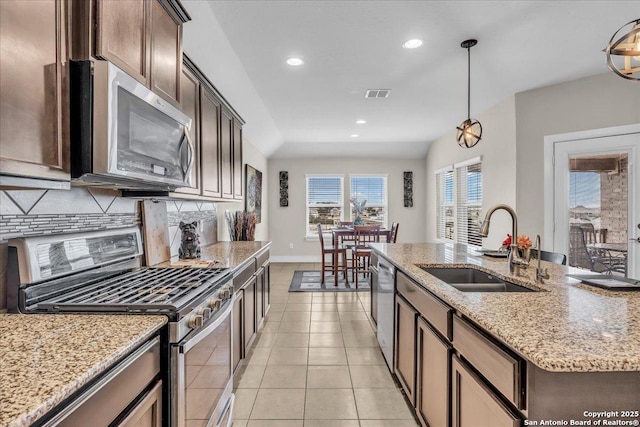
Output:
[605,19,640,81]
[456,39,483,148]
[279,171,289,207]
[404,171,413,208]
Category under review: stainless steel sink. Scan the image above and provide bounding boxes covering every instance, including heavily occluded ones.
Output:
[420,267,536,292]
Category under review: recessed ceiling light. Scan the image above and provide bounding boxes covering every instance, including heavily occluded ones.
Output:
[402,39,423,49]
[286,57,304,66]
[350,134,359,138]
[356,120,367,124]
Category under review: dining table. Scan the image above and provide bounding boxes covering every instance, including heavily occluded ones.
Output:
[587,242,628,274]
[330,226,391,287]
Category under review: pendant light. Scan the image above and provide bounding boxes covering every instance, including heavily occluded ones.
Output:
[456,39,482,148]
[605,19,640,81]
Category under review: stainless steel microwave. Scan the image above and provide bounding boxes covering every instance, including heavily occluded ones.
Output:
[70,60,193,189]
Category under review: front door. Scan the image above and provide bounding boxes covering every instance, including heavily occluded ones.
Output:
[552,131,639,279]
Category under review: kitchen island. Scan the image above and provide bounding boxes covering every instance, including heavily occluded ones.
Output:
[369,242,640,426]
[0,314,167,427]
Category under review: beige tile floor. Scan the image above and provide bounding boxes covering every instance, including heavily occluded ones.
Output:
[232,263,419,426]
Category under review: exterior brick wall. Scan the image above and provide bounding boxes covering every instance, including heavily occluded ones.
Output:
[599,157,627,244]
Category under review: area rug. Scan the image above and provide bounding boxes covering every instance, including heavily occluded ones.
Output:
[288,270,371,292]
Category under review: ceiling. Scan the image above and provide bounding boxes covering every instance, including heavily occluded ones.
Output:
[202,1,634,159]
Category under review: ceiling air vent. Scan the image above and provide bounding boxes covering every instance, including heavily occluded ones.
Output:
[365,89,391,98]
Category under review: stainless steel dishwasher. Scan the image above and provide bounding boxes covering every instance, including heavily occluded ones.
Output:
[376,256,396,370]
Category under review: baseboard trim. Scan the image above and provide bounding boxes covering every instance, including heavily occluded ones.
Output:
[270,255,320,263]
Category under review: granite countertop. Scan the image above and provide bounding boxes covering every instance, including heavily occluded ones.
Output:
[370,243,640,373]
[158,241,271,270]
[0,314,167,427]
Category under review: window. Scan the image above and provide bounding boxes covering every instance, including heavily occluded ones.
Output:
[436,168,454,240]
[350,175,388,227]
[456,161,483,247]
[306,175,344,236]
[435,158,483,246]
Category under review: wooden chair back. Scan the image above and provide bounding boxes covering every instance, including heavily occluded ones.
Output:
[389,222,399,243]
[317,223,326,249]
[354,225,381,248]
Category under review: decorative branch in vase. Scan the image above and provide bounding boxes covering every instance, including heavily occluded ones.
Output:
[350,198,367,225]
[225,210,257,241]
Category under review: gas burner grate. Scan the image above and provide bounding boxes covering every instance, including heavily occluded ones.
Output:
[33,267,230,311]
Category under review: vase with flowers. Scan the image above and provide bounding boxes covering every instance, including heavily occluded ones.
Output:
[500,234,532,263]
[350,198,366,225]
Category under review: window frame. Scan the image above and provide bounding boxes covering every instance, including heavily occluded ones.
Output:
[455,158,483,248]
[305,174,345,238]
[435,166,455,242]
[348,174,389,228]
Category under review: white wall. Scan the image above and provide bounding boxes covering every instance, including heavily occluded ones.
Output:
[515,73,640,240]
[218,138,269,242]
[268,158,426,262]
[425,96,517,247]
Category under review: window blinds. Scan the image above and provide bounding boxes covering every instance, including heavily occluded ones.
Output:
[456,162,483,247]
[306,175,344,235]
[350,175,387,226]
[436,169,454,240]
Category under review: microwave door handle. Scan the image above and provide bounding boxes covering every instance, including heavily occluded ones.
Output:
[185,130,194,179]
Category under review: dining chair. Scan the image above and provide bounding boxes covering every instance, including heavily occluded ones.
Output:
[532,249,567,265]
[338,221,356,248]
[317,224,349,285]
[389,222,399,243]
[352,224,381,288]
[568,225,613,273]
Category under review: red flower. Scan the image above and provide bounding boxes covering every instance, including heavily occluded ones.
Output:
[502,234,512,247]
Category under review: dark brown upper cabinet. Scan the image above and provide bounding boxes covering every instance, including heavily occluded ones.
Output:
[220,107,234,199]
[200,86,222,199]
[81,0,189,106]
[233,119,243,200]
[175,62,201,196]
[0,0,71,189]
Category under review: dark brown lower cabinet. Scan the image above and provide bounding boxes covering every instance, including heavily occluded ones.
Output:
[263,263,270,313]
[416,317,450,427]
[117,381,162,427]
[232,289,244,373]
[451,355,521,427]
[394,295,417,405]
[255,267,265,328]
[243,277,257,353]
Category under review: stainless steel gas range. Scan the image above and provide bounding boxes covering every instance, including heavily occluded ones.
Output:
[8,228,235,427]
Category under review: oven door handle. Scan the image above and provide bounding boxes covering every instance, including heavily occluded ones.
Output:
[179,295,234,353]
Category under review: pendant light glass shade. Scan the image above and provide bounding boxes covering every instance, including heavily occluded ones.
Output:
[605,19,640,81]
[457,39,482,148]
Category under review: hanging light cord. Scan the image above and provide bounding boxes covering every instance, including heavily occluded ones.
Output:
[467,45,471,121]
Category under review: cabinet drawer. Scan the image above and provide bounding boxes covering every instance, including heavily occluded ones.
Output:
[256,249,269,268]
[453,316,523,409]
[397,271,452,340]
[234,259,256,291]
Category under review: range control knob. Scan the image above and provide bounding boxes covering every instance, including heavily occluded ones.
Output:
[218,288,230,300]
[208,298,221,310]
[227,284,235,294]
[198,307,212,319]
[188,314,204,329]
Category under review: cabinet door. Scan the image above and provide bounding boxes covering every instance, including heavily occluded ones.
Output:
[233,119,243,200]
[220,107,234,199]
[174,63,200,195]
[370,267,379,324]
[263,263,270,314]
[150,0,181,106]
[117,381,162,427]
[452,356,521,427]
[200,87,222,198]
[243,277,257,352]
[417,318,450,427]
[0,0,69,184]
[232,290,244,373]
[255,267,265,328]
[394,295,417,405]
[95,0,150,86]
